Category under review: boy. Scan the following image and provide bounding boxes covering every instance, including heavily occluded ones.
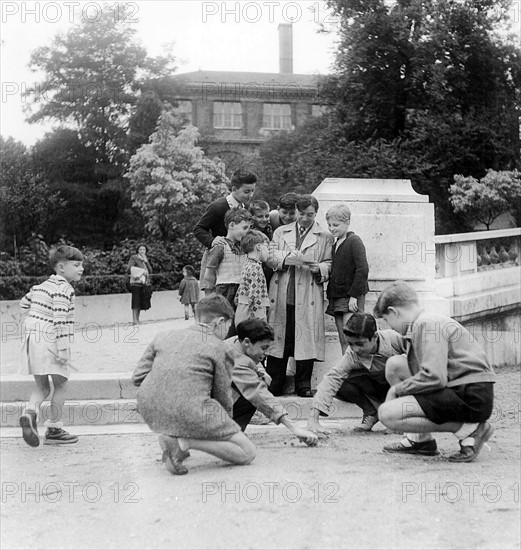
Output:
[194,170,257,290]
[269,192,298,230]
[249,200,273,240]
[307,313,406,433]
[326,204,369,354]
[374,281,496,462]
[225,318,317,446]
[18,245,84,447]
[235,230,270,326]
[203,208,252,334]
[133,294,256,475]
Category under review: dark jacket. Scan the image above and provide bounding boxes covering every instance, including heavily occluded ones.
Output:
[326,232,369,299]
[193,197,230,249]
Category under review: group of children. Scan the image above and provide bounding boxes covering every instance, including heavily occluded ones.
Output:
[17,182,496,474]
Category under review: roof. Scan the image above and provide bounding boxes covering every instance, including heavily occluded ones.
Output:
[159,70,325,88]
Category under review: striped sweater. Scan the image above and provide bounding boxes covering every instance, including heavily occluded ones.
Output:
[19,274,76,351]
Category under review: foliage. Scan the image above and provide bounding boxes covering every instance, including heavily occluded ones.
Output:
[450,170,521,229]
[126,111,229,240]
[259,0,521,233]
[24,3,176,179]
[0,137,65,250]
[0,235,205,300]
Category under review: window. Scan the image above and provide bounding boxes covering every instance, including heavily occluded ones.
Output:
[263,103,292,130]
[175,100,193,124]
[213,102,242,129]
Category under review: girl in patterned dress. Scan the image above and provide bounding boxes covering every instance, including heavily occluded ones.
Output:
[234,230,270,326]
[18,246,84,447]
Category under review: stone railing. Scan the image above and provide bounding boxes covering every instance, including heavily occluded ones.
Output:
[435,228,520,279]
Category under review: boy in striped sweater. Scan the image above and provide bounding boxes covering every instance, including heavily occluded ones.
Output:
[18,245,84,447]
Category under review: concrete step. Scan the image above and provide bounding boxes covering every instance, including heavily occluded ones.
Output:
[1,396,360,427]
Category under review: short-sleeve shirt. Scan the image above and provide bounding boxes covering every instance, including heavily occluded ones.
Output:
[235,258,270,316]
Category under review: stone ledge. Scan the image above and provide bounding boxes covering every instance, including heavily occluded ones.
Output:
[0,397,359,427]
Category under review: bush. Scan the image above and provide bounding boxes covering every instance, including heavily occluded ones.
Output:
[0,234,206,300]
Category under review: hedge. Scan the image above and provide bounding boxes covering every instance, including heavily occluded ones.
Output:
[0,273,178,301]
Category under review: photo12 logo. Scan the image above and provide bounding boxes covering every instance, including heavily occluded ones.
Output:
[1,2,139,24]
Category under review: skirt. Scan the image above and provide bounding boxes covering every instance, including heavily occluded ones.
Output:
[131,285,152,311]
[19,333,70,379]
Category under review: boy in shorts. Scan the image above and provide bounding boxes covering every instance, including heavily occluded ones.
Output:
[374,281,496,462]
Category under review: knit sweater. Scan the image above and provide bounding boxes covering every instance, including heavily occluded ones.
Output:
[19,274,75,351]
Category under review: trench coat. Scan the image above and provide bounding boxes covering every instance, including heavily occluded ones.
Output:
[266,221,333,361]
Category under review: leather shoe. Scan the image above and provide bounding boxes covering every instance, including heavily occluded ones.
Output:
[298,389,314,398]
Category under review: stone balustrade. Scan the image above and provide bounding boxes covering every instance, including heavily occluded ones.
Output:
[435,228,520,278]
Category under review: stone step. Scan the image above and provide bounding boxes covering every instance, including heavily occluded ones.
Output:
[1,396,360,428]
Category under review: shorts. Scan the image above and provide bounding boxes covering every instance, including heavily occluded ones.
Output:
[326,295,365,317]
[415,382,494,425]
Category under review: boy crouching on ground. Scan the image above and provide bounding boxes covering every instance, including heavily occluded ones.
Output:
[374,281,496,462]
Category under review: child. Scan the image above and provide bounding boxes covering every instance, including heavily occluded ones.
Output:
[225,318,317,446]
[194,170,257,290]
[249,200,273,240]
[132,295,256,475]
[18,245,84,447]
[203,208,252,335]
[234,230,270,326]
[178,265,200,320]
[374,281,496,462]
[269,192,298,230]
[307,313,406,433]
[325,204,369,354]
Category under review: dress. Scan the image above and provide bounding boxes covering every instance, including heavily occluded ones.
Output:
[19,274,75,379]
[132,326,240,439]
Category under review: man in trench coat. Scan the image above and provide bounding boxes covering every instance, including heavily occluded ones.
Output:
[265,195,333,397]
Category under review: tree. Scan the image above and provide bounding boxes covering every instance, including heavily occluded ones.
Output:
[0,137,63,252]
[126,111,229,240]
[25,3,176,181]
[259,0,520,232]
[450,169,521,229]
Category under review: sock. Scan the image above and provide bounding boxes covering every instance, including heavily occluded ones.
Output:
[406,433,433,443]
[178,438,189,452]
[44,420,63,429]
[454,423,479,441]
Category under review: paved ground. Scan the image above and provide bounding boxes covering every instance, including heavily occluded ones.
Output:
[1,363,519,549]
[1,318,192,375]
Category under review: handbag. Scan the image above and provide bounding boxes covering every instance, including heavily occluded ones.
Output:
[130,266,147,285]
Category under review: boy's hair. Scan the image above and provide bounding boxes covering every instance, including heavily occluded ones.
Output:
[183,265,195,277]
[224,208,252,228]
[326,204,351,224]
[50,245,83,269]
[236,318,275,344]
[249,200,270,215]
[241,230,268,254]
[196,294,235,322]
[230,169,257,189]
[343,313,377,339]
[278,192,298,210]
[296,194,319,213]
[373,281,419,317]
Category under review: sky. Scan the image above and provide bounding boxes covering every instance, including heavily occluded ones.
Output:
[0,1,340,145]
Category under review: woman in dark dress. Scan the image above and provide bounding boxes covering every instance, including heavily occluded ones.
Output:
[127,244,152,325]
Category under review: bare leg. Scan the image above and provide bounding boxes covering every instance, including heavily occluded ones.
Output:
[49,374,68,423]
[27,375,52,416]
[184,304,190,320]
[179,432,256,465]
[335,312,353,354]
[132,308,140,325]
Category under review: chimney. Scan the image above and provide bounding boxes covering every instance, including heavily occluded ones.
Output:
[278,23,293,74]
